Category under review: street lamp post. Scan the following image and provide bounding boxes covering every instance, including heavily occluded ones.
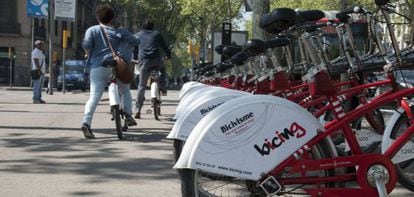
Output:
[48,0,54,95]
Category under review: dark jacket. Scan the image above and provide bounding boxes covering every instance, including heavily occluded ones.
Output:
[134,29,171,61]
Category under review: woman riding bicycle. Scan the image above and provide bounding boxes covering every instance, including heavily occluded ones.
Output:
[81,3,140,139]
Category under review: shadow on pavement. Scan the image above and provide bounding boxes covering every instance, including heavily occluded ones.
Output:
[0,125,84,131]
[0,110,108,114]
[69,191,103,196]
[0,136,178,182]
[122,131,168,143]
[0,102,90,106]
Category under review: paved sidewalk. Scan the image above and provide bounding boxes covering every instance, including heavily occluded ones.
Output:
[0,87,181,196]
[0,86,413,196]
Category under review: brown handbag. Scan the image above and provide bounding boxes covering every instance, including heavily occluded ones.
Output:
[100,26,134,84]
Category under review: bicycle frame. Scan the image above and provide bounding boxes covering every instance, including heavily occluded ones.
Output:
[266,88,414,194]
[175,3,414,195]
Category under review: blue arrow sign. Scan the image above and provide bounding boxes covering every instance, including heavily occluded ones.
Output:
[27,0,49,18]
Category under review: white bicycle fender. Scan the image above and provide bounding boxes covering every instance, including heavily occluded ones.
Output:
[175,85,213,116]
[179,82,205,100]
[174,95,322,180]
[175,87,237,120]
[381,107,414,163]
[150,82,159,99]
[167,91,249,140]
[108,83,120,106]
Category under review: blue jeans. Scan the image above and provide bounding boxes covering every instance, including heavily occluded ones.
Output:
[32,74,45,101]
[82,66,133,127]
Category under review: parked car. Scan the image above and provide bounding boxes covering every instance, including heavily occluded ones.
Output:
[57,60,89,91]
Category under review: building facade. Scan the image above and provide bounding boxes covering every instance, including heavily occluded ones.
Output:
[0,0,97,86]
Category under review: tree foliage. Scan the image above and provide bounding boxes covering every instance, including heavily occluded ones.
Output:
[104,0,414,77]
[270,0,377,10]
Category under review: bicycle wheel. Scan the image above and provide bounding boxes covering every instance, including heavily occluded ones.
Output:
[390,109,414,191]
[180,139,335,197]
[111,105,123,140]
[152,98,160,120]
[325,108,385,155]
[350,108,385,152]
[173,139,184,163]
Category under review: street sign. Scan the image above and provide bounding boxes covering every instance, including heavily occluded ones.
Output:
[27,0,48,18]
[55,0,76,20]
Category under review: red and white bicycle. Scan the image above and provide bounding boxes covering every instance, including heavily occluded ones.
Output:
[172,1,414,196]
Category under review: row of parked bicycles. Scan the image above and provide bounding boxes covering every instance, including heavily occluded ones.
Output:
[169,1,414,196]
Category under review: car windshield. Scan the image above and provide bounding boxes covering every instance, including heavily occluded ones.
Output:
[62,60,86,74]
[65,66,84,73]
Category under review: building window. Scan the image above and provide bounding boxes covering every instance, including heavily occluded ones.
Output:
[55,20,58,36]
[0,0,20,34]
[34,18,46,39]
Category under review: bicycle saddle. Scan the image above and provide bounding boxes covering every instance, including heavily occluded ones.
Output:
[216,62,234,73]
[260,8,297,34]
[244,38,290,56]
[222,45,243,58]
[201,64,216,73]
[358,53,387,72]
[296,10,325,23]
[328,56,350,76]
[195,62,212,70]
[214,45,224,55]
[228,52,249,66]
[264,38,290,49]
[244,39,266,56]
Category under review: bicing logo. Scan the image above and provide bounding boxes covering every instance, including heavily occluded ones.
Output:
[254,122,307,156]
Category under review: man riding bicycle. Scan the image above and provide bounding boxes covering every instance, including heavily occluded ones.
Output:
[134,18,171,119]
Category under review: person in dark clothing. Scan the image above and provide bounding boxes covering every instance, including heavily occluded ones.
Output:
[134,19,171,119]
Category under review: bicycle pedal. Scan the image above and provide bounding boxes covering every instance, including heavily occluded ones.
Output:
[259,176,282,196]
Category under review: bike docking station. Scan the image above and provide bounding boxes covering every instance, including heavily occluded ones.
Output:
[170,0,414,196]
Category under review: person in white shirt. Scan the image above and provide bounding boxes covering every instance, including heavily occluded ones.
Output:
[31,40,46,104]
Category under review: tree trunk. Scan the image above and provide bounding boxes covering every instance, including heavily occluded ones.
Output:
[252,0,270,39]
[340,0,348,10]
